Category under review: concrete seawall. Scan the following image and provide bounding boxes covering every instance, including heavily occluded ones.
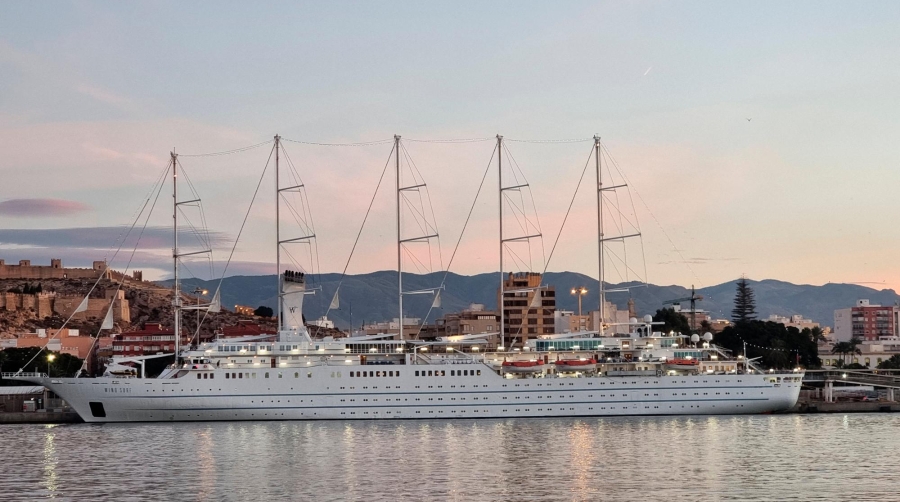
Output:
[0,411,83,424]
[790,401,900,413]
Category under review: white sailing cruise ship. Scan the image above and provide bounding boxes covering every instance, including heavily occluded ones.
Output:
[5,135,803,422]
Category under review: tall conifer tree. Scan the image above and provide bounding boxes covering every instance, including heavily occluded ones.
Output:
[732,277,757,322]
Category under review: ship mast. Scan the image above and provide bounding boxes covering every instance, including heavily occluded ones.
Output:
[594,135,604,336]
[171,151,181,362]
[395,134,402,341]
[497,134,504,350]
[275,134,281,332]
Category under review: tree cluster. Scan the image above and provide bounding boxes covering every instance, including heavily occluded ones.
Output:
[254,305,274,318]
[0,348,83,379]
[714,322,821,369]
[652,308,691,335]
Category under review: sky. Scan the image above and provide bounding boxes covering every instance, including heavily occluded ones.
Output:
[1,1,899,291]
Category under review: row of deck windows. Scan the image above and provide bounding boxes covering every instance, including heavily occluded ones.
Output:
[350,371,399,378]
[415,369,482,377]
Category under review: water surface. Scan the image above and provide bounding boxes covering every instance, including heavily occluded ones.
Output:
[1,414,896,501]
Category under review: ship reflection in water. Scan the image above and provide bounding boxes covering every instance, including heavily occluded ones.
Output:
[1,415,898,501]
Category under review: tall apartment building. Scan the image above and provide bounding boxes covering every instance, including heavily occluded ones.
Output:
[833,299,900,342]
[498,272,556,346]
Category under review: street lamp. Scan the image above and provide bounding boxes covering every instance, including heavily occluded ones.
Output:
[47,354,56,377]
[570,287,588,316]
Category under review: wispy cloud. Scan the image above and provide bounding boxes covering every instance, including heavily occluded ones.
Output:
[0,226,230,249]
[0,198,91,217]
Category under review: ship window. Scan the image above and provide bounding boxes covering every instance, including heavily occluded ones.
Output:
[265,372,269,378]
[440,371,445,376]
[451,370,455,376]
[428,371,433,376]
[294,372,299,378]
[389,371,394,377]
[225,373,229,379]
[239,373,243,379]
[278,373,283,378]
[197,373,201,379]
[308,372,312,378]
[477,370,481,375]
[210,374,214,379]
[415,371,419,376]
[350,372,354,378]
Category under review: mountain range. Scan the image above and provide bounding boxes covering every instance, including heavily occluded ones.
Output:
[166,272,900,330]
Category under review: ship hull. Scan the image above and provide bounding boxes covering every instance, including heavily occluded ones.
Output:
[11,364,802,423]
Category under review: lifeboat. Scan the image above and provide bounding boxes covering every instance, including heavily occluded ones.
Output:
[554,358,597,372]
[501,360,545,374]
[665,358,700,371]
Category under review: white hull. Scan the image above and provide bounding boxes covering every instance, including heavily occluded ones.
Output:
[14,364,802,423]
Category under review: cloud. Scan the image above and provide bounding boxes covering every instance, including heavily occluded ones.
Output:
[0,198,91,217]
[76,84,133,109]
[0,226,230,249]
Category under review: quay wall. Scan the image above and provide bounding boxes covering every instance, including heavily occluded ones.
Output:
[0,411,83,424]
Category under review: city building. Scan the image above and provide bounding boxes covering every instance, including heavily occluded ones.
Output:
[361,318,422,339]
[554,310,589,334]
[234,305,256,316]
[767,314,820,332]
[833,299,900,342]
[671,304,711,332]
[498,272,556,346]
[440,304,499,336]
[217,321,277,341]
[310,316,335,329]
[1,328,107,374]
[587,300,631,335]
[820,338,900,369]
[111,324,180,357]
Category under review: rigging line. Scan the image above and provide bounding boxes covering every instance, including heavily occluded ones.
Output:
[79,169,175,375]
[415,144,498,340]
[506,138,594,144]
[179,139,273,157]
[399,142,442,245]
[315,143,396,336]
[176,159,215,273]
[22,162,172,375]
[281,137,394,147]
[215,144,275,282]
[104,161,171,262]
[401,193,434,236]
[405,137,495,143]
[600,142,696,287]
[502,143,546,272]
[402,245,428,274]
[192,144,277,344]
[539,144,595,278]
[280,142,324,287]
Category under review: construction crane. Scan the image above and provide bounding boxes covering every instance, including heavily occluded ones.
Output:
[663,285,704,333]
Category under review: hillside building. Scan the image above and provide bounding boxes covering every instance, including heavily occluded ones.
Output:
[767,314,820,332]
[498,272,556,347]
[833,299,900,342]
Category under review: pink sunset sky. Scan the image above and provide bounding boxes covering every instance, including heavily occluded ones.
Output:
[2,2,899,291]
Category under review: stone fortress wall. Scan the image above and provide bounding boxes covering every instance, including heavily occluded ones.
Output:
[0,259,135,322]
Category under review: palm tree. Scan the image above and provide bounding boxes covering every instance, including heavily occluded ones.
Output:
[831,342,852,366]
[848,337,863,365]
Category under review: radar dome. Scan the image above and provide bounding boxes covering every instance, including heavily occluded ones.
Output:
[690,334,700,343]
[630,317,638,324]
[703,332,713,341]
[643,315,653,323]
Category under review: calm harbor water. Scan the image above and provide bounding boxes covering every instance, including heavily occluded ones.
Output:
[1,414,897,501]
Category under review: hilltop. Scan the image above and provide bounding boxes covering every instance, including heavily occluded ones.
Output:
[166,273,900,329]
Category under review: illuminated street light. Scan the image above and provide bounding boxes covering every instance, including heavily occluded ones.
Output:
[570,287,588,316]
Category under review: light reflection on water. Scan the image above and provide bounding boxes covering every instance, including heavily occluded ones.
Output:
[1,414,898,501]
